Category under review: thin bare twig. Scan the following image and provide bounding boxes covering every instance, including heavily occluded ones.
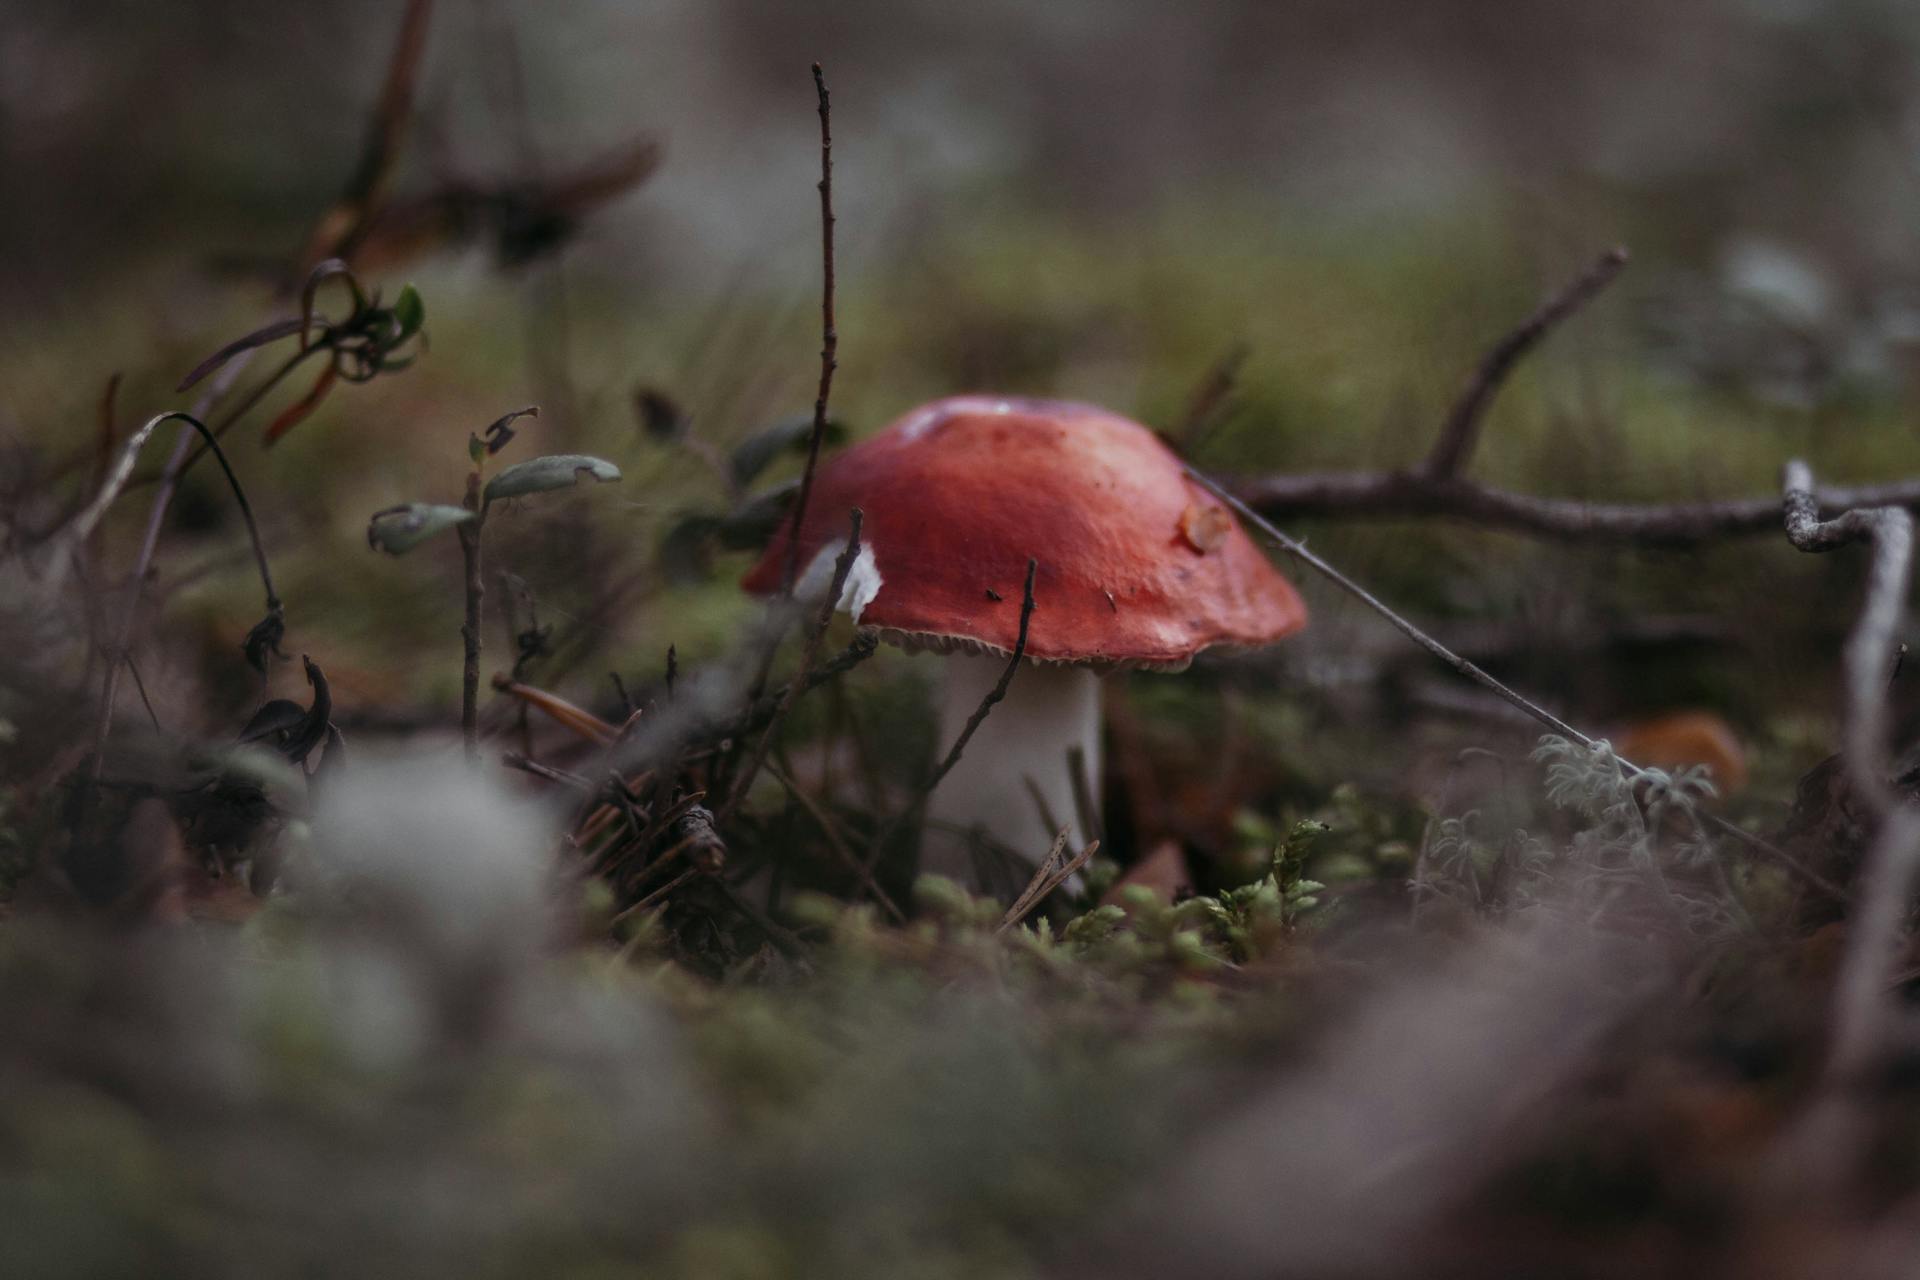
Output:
[501,751,591,790]
[492,675,618,745]
[298,0,435,270]
[715,878,811,960]
[1191,464,1846,901]
[1176,341,1249,453]
[1236,467,1920,548]
[999,831,1100,934]
[613,866,700,922]
[1780,458,1917,1089]
[123,653,162,735]
[925,558,1038,796]
[778,61,838,594]
[1196,468,1587,741]
[857,559,1039,889]
[1782,459,1913,812]
[1424,247,1629,478]
[458,471,485,763]
[94,373,121,493]
[764,759,907,923]
[87,413,283,779]
[621,790,708,878]
[724,508,863,819]
[1236,466,1920,545]
[702,636,880,753]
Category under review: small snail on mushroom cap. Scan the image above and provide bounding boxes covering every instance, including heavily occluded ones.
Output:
[743,395,1309,891]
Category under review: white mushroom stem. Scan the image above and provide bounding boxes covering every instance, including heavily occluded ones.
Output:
[923,652,1101,887]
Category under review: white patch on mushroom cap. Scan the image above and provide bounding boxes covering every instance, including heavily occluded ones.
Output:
[897,395,1009,441]
[796,538,884,624]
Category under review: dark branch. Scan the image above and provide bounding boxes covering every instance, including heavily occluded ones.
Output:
[703,634,879,749]
[764,758,907,924]
[723,508,863,818]
[1779,459,1918,1092]
[924,558,1038,798]
[1424,247,1629,478]
[299,0,434,269]
[778,62,838,594]
[1236,467,1920,547]
[1781,458,1913,809]
[856,559,1039,893]
[501,751,591,790]
[87,413,284,776]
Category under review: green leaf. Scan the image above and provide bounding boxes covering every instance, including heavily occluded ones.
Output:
[483,454,621,503]
[1275,818,1331,879]
[366,503,475,555]
[392,283,425,341]
[729,415,846,489]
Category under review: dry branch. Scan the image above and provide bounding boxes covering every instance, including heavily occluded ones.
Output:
[724,509,863,818]
[1423,247,1628,478]
[764,759,907,924]
[999,830,1100,934]
[1235,469,1920,546]
[856,559,1039,891]
[1779,459,1917,1091]
[778,62,838,594]
[923,558,1039,798]
[84,412,284,778]
[297,0,434,272]
[1210,243,1920,545]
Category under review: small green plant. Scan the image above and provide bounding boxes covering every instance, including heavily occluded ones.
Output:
[1167,818,1329,962]
[367,407,622,759]
[1531,734,1740,931]
[179,260,428,446]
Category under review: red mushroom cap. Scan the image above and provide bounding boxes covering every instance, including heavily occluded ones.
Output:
[741,396,1308,669]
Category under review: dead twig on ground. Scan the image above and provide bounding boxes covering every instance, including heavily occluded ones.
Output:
[764,759,906,924]
[492,674,618,746]
[501,752,591,790]
[999,830,1100,934]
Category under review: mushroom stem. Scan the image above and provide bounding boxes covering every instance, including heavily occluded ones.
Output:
[924,653,1100,890]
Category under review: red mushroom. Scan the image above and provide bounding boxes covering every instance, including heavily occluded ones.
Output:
[742,396,1308,886]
